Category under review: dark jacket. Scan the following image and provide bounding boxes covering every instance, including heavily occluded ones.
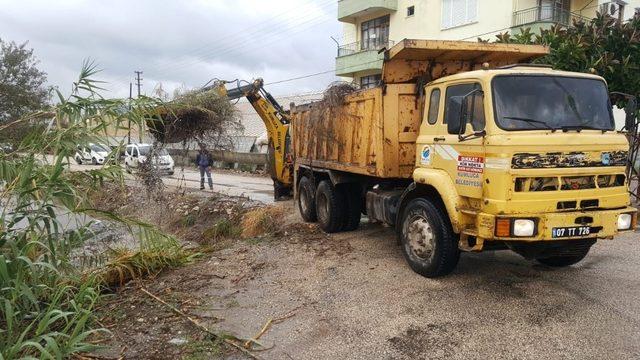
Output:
[196,152,213,167]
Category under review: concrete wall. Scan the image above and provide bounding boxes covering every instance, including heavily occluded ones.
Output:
[168,148,267,168]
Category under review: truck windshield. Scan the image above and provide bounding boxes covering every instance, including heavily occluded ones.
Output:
[492,75,614,131]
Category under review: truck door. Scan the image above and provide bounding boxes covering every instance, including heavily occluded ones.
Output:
[416,82,486,199]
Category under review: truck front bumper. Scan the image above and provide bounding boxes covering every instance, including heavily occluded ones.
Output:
[476,207,637,242]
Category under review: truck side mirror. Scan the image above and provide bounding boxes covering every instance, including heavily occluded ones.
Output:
[446,96,465,135]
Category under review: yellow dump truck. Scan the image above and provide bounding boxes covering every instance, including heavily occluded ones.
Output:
[287,40,637,277]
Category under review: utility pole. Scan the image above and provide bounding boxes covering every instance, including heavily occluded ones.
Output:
[133,71,143,143]
[127,82,132,144]
[134,70,143,97]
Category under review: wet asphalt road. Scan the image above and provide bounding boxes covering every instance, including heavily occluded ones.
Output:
[68,161,275,203]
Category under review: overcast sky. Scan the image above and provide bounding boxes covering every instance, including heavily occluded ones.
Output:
[0,0,342,99]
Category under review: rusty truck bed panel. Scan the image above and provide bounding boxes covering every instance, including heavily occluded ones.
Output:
[292,83,420,179]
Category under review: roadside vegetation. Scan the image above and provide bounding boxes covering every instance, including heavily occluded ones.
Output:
[0,38,50,148]
[0,63,193,359]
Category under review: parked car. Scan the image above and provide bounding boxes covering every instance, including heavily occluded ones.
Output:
[75,143,110,165]
[0,143,14,154]
[123,143,174,175]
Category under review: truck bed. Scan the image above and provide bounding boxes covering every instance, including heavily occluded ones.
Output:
[292,83,420,179]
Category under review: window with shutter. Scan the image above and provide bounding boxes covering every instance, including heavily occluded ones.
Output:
[441,0,478,29]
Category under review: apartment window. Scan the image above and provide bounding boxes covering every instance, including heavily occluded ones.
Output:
[407,5,415,17]
[441,0,478,29]
[361,15,389,50]
[360,74,382,89]
[538,0,570,24]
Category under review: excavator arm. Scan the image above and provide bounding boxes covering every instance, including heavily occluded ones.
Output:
[209,79,293,200]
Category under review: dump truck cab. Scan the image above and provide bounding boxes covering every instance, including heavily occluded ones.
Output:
[413,66,636,264]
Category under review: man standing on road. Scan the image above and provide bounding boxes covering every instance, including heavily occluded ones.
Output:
[196,148,214,190]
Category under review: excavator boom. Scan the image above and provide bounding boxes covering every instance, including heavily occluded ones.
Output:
[211,79,293,200]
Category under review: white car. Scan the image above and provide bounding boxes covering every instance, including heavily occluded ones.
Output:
[75,143,110,165]
[124,143,174,175]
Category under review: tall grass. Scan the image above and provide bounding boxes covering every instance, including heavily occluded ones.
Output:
[0,62,186,358]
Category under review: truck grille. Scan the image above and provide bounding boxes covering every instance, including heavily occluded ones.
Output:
[555,200,599,210]
[515,174,625,192]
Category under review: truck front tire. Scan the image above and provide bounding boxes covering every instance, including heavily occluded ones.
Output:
[315,180,345,233]
[298,176,317,222]
[399,198,459,278]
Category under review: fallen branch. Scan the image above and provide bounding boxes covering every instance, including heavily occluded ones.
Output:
[243,308,299,349]
[140,287,261,359]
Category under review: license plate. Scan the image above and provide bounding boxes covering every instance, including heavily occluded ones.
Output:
[552,226,592,238]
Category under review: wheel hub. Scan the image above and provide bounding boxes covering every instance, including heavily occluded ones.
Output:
[406,216,435,259]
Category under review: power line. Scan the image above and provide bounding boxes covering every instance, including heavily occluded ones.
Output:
[149,11,336,77]
[265,59,383,86]
[144,0,336,76]
[104,2,336,91]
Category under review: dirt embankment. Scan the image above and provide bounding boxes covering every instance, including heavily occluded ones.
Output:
[90,182,338,359]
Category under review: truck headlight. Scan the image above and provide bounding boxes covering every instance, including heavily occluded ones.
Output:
[513,219,536,237]
[617,213,632,230]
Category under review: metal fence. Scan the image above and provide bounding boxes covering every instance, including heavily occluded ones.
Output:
[512,6,587,27]
[337,39,395,57]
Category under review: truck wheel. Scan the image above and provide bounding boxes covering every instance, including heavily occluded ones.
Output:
[75,156,82,165]
[339,183,361,231]
[315,180,345,233]
[537,247,590,267]
[399,198,459,278]
[298,176,317,222]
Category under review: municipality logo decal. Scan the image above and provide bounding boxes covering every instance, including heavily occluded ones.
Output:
[601,152,611,165]
[421,146,431,165]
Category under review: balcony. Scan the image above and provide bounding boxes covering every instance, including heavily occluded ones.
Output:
[335,40,394,77]
[338,0,397,23]
[512,6,588,29]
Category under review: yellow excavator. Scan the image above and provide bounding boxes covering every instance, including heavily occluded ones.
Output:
[206,79,293,200]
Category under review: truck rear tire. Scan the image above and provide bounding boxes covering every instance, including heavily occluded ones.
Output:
[298,176,317,222]
[338,183,361,231]
[315,180,345,233]
[536,247,590,267]
[399,198,459,278]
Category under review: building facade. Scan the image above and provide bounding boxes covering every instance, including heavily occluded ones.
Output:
[336,0,640,87]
